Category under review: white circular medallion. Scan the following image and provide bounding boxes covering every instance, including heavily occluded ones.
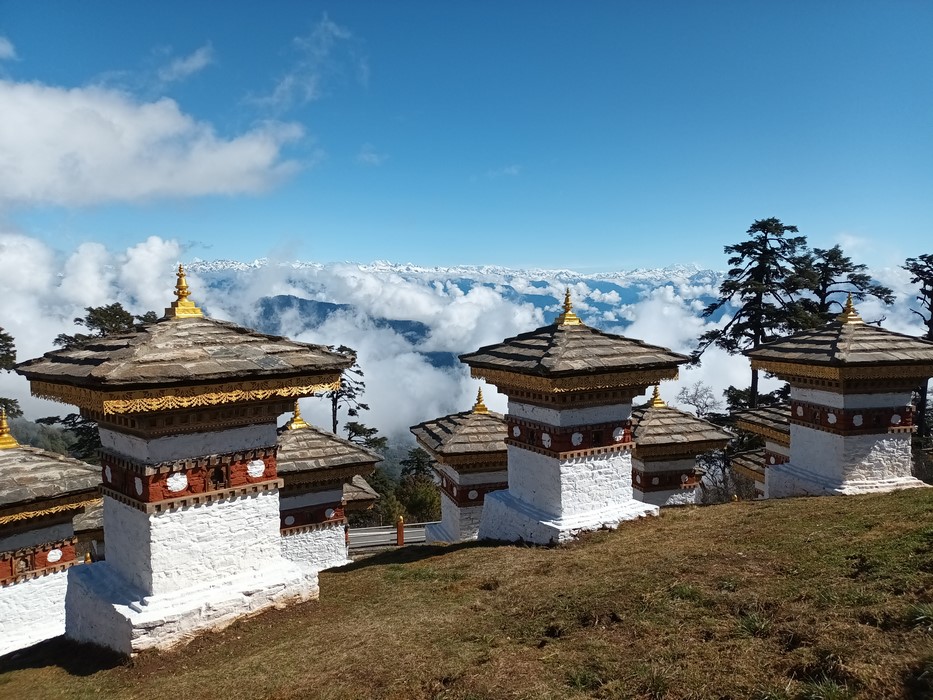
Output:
[769,455,776,464]
[284,515,295,526]
[853,414,863,427]
[635,474,641,484]
[166,472,188,493]
[453,486,458,496]
[651,477,660,486]
[47,548,62,563]
[891,414,902,425]
[247,459,266,477]
[104,466,112,483]
[541,433,552,448]
[796,406,804,417]
[134,477,143,496]
[681,474,689,483]
[325,508,336,519]
[512,426,521,437]
[468,490,478,500]
[827,414,837,425]
[612,427,625,442]
[571,432,583,446]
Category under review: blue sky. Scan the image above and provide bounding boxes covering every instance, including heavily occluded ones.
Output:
[1,1,931,271]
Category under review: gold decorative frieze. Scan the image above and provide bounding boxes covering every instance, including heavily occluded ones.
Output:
[751,359,933,383]
[29,375,342,415]
[470,366,679,394]
[0,498,101,527]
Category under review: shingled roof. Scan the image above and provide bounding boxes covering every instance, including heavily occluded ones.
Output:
[410,389,507,460]
[459,291,688,382]
[15,267,351,414]
[746,298,933,369]
[733,404,791,445]
[730,448,766,482]
[630,388,732,448]
[277,404,383,476]
[0,446,100,512]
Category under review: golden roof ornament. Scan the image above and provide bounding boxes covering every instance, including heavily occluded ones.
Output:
[164,264,204,319]
[837,293,863,325]
[0,408,20,450]
[555,288,583,326]
[287,400,310,430]
[472,387,489,414]
[649,386,667,408]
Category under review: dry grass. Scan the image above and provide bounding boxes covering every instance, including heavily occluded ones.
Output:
[2,489,933,699]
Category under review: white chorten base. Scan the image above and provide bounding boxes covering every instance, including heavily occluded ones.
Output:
[634,487,699,507]
[64,557,315,656]
[766,461,929,499]
[0,570,69,657]
[478,489,658,545]
[426,498,483,543]
[281,521,349,575]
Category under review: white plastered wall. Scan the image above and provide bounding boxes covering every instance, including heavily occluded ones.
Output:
[281,521,348,574]
[790,388,913,410]
[507,401,631,427]
[104,490,287,596]
[0,571,69,657]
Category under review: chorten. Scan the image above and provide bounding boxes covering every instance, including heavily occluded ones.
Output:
[276,401,382,573]
[460,290,689,544]
[410,388,508,543]
[732,404,791,498]
[746,296,933,497]
[0,410,100,656]
[15,266,351,655]
[629,387,732,506]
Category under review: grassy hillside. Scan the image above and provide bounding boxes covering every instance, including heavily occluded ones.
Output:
[2,490,932,700]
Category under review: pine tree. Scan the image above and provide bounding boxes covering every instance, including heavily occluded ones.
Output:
[807,245,894,323]
[344,421,388,452]
[54,303,156,349]
[322,345,369,434]
[694,218,812,407]
[0,326,22,417]
[903,253,933,438]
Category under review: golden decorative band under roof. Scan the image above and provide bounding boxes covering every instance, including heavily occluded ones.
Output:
[0,409,19,450]
[0,498,101,527]
[555,288,583,326]
[164,264,204,319]
[749,359,933,382]
[29,376,342,415]
[469,366,680,394]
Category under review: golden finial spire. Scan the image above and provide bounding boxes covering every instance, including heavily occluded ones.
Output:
[649,386,666,408]
[555,287,583,326]
[0,409,20,450]
[837,293,863,325]
[287,400,310,430]
[164,264,204,319]
[472,387,489,414]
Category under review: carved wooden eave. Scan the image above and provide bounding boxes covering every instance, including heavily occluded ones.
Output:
[734,418,791,447]
[468,366,680,395]
[749,359,933,384]
[27,374,342,416]
[633,439,731,461]
[280,464,376,492]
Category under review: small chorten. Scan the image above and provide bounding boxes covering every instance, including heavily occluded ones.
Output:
[286,400,311,431]
[0,409,20,450]
[746,295,933,498]
[555,288,583,326]
[411,386,508,543]
[649,386,666,408]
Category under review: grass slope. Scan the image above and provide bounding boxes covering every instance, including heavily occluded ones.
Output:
[2,490,932,700]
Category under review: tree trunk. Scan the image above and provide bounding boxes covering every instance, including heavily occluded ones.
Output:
[750,368,759,409]
[331,394,339,434]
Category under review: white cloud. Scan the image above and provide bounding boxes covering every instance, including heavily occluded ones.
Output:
[356,143,387,166]
[0,80,304,207]
[157,43,214,83]
[250,13,366,112]
[0,37,16,61]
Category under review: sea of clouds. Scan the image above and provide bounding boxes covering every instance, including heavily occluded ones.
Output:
[1,231,928,446]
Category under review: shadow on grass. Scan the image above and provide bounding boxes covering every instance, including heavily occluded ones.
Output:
[0,636,124,677]
[338,539,520,573]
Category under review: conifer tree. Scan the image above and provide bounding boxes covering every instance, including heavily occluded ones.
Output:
[694,218,812,407]
[322,345,369,434]
[344,421,388,452]
[903,253,933,438]
[806,245,894,323]
[0,325,22,417]
[54,303,157,349]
